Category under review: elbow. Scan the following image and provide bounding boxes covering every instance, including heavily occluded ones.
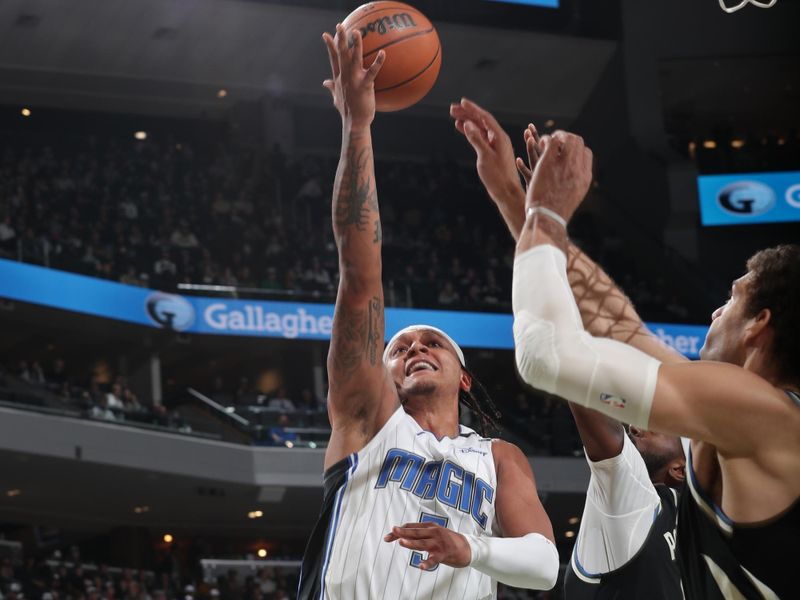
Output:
[512,312,558,393]
[534,539,560,591]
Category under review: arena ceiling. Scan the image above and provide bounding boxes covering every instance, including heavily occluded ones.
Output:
[0,0,616,124]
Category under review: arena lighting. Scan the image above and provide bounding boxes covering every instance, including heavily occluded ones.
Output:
[565,531,576,538]
[248,510,264,519]
[133,505,150,514]
[163,534,174,543]
[5,489,21,497]
[731,139,745,149]
[567,516,580,525]
[20,108,31,117]
[217,89,228,98]
[703,140,717,149]
[134,131,148,140]
[257,549,268,558]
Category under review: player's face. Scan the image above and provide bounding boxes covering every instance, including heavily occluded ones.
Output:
[699,274,752,364]
[628,426,682,479]
[385,330,465,399]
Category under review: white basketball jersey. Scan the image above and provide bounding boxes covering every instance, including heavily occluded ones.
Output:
[304,406,499,600]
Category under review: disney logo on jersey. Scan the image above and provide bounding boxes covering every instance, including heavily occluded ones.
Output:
[376,448,494,529]
[458,447,488,457]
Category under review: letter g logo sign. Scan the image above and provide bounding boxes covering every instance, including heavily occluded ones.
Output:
[717,181,775,217]
[146,292,195,331]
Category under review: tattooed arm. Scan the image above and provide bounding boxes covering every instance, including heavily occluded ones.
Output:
[321,25,397,469]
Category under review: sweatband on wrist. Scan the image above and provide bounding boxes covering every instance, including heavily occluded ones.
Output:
[527,206,567,229]
[464,532,559,590]
[512,245,661,429]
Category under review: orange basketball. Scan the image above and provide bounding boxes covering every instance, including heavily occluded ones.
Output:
[342,2,441,112]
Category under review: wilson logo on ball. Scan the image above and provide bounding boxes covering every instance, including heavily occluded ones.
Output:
[359,13,417,40]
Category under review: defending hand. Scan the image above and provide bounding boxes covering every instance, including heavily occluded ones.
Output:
[527,131,593,225]
[322,24,386,130]
[450,98,523,207]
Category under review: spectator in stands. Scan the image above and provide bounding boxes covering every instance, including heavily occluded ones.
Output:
[170,221,199,249]
[268,413,298,447]
[266,388,295,412]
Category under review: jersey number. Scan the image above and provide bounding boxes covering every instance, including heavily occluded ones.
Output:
[410,512,449,572]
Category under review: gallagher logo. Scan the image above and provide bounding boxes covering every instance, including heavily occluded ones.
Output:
[717,181,775,217]
[145,293,195,331]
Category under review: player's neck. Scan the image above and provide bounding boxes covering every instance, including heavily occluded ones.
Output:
[742,347,788,388]
[403,398,460,440]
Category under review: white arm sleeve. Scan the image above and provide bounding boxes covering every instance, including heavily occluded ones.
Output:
[463,532,559,590]
[574,434,661,575]
[512,245,662,429]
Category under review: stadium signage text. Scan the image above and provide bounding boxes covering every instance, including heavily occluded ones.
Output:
[0,259,707,358]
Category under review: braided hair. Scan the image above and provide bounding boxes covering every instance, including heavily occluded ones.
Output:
[458,365,502,437]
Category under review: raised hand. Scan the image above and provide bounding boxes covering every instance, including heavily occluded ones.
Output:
[384,522,472,571]
[527,131,593,225]
[449,98,522,206]
[322,24,386,130]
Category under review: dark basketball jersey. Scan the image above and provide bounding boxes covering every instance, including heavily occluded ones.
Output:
[678,393,800,600]
[564,485,683,600]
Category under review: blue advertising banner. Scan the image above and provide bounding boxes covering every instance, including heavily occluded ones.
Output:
[697,170,800,226]
[484,0,559,7]
[0,260,707,357]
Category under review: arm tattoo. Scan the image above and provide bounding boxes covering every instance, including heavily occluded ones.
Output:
[331,295,384,377]
[331,304,367,377]
[366,296,383,366]
[334,144,378,231]
[373,219,382,244]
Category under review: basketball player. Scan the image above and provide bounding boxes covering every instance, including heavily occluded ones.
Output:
[452,99,685,599]
[504,125,799,599]
[297,25,559,599]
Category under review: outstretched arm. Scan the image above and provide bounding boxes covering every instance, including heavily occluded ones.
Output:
[511,131,800,467]
[322,25,396,470]
[451,101,681,462]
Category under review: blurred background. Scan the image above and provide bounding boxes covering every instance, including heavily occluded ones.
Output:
[0,0,797,598]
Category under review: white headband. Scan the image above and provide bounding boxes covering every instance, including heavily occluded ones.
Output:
[383,324,466,367]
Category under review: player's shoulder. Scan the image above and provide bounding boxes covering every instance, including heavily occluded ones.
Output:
[491,439,531,467]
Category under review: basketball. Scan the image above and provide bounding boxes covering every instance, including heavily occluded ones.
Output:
[342,1,441,112]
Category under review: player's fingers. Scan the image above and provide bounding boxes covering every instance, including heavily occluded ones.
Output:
[516,157,532,184]
[399,538,433,551]
[322,33,340,79]
[335,24,350,74]
[350,29,364,69]
[365,50,385,82]
[463,120,490,154]
[454,119,466,135]
[418,555,440,570]
[461,98,501,131]
[529,123,541,147]
[322,80,336,100]
[526,132,540,166]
